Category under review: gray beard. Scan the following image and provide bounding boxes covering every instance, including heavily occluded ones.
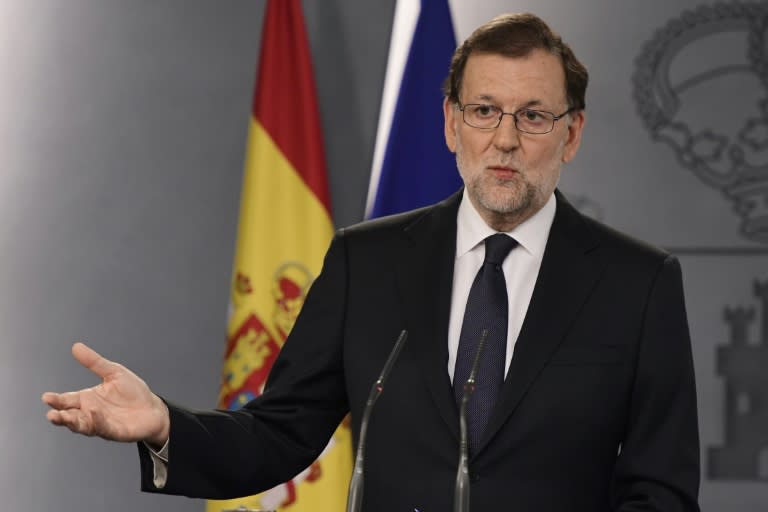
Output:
[469,176,536,216]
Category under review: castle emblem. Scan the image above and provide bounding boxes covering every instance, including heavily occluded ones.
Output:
[220,262,313,409]
[709,278,768,480]
[633,2,768,243]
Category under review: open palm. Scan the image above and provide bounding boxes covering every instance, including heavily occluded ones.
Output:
[42,343,169,446]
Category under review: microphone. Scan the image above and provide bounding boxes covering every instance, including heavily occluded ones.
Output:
[346,329,409,512]
[454,329,489,512]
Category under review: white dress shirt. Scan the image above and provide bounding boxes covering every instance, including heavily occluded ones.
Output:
[447,190,556,383]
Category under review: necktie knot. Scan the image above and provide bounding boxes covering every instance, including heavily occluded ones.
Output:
[483,234,517,266]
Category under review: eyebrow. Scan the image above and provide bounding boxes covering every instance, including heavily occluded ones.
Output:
[473,95,545,110]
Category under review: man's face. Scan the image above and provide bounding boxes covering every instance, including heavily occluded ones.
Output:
[444,49,585,229]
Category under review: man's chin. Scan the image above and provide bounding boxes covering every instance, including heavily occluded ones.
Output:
[471,185,527,215]
[476,194,528,217]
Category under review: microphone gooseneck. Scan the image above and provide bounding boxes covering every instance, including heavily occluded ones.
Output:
[346,329,409,512]
[454,328,489,512]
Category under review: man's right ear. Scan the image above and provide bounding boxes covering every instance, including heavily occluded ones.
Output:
[443,98,457,153]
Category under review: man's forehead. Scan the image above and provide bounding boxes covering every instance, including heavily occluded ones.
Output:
[462,50,564,79]
[460,50,567,105]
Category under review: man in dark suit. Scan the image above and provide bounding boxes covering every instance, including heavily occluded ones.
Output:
[43,13,700,511]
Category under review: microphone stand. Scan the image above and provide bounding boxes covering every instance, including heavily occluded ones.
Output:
[346,329,409,512]
[454,329,489,512]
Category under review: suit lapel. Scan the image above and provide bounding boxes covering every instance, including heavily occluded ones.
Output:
[477,191,606,455]
[395,191,462,440]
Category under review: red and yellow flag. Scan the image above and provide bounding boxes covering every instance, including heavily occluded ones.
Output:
[207,1,352,510]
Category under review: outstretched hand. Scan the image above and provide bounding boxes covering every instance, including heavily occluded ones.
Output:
[42,343,170,447]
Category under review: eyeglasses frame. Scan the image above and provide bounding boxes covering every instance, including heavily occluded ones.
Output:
[457,102,578,134]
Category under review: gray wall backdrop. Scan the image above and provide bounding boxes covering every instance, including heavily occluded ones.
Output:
[2,0,766,511]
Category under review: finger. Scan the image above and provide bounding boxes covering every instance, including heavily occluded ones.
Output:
[46,408,72,426]
[41,391,82,411]
[72,342,119,379]
[46,408,64,425]
[46,409,93,435]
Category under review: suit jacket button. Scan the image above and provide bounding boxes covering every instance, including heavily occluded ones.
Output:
[470,472,480,482]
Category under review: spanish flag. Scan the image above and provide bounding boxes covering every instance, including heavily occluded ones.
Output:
[207,1,351,510]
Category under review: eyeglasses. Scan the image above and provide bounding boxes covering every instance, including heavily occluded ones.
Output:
[458,103,577,134]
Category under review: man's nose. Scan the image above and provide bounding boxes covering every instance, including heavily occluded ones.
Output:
[492,113,521,151]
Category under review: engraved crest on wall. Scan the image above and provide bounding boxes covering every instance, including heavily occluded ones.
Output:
[633,2,768,244]
[709,278,768,480]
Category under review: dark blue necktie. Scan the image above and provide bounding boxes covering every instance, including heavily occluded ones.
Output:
[454,233,517,455]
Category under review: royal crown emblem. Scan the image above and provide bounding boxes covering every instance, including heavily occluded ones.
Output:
[633,2,768,243]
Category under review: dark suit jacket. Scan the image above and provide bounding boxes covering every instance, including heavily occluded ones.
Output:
[140,190,700,511]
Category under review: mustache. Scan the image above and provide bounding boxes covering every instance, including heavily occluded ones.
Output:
[488,153,521,169]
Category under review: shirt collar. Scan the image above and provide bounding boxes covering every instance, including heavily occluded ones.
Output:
[456,189,557,259]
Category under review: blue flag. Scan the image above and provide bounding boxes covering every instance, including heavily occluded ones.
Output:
[365,0,461,219]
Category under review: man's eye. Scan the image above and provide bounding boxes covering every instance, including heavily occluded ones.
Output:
[521,110,544,122]
[472,105,497,118]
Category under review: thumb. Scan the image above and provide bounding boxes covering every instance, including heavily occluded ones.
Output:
[72,342,119,380]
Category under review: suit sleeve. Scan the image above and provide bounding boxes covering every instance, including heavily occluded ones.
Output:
[611,255,700,511]
[138,232,351,499]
